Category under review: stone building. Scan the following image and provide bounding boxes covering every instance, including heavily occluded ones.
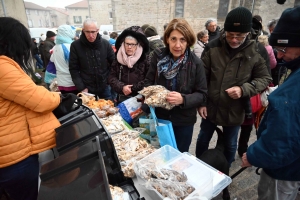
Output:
[24,1,52,28]
[0,0,27,26]
[47,7,69,27]
[65,0,89,27]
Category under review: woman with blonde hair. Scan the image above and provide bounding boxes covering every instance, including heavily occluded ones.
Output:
[258,35,277,69]
[145,18,207,152]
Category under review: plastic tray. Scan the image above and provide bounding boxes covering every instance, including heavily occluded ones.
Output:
[134,145,232,200]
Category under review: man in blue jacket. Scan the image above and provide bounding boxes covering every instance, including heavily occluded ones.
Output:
[242,6,300,200]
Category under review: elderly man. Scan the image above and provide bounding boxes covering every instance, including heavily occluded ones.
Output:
[69,18,115,99]
[205,18,220,42]
[242,6,300,200]
[195,7,272,166]
[43,31,56,69]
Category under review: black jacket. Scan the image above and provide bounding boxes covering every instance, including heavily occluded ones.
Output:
[43,38,55,68]
[69,33,115,94]
[208,26,221,42]
[31,41,39,55]
[145,48,207,126]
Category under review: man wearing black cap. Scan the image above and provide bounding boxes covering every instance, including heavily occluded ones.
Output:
[242,6,300,200]
[43,30,56,69]
[195,7,272,166]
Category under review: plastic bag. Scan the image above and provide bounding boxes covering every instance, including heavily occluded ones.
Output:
[139,115,157,136]
[260,86,278,107]
[117,95,143,124]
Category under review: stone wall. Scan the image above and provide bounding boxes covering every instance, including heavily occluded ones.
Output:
[0,0,28,27]
[89,0,113,27]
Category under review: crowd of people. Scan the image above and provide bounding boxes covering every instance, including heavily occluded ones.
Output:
[0,5,300,200]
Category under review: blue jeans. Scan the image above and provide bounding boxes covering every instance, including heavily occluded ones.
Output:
[0,155,39,200]
[173,125,194,153]
[33,54,43,69]
[196,118,240,165]
[96,85,112,100]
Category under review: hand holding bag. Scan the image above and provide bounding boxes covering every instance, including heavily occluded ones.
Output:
[149,106,178,150]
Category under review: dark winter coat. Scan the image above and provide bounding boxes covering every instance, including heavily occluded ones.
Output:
[43,38,55,68]
[201,35,272,126]
[108,57,149,96]
[39,43,45,67]
[145,47,207,126]
[31,41,39,55]
[69,33,115,94]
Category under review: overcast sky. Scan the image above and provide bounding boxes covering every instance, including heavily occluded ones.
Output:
[25,0,81,8]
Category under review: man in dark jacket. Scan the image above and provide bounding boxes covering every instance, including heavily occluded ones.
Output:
[195,7,272,165]
[69,18,115,99]
[242,7,300,200]
[43,31,56,69]
[205,19,220,42]
[31,38,43,69]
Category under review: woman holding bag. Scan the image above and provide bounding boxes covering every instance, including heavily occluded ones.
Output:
[144,18,207,153]
[108,26,149,104]
[0,17,75,200]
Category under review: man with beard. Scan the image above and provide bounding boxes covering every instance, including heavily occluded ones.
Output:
[69,18,115,99]
[195,7,272,166]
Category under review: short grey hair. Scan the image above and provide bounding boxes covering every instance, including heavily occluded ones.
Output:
[197,30,208,40]
[205,18,217,28]
[83,18,98,28]
[267,18,279,29]
[125,36,137,43]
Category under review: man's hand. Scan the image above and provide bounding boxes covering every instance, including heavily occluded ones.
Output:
[122,85,133,96]
[166,91,183,106]
[198,107,207,119]
[225,86,242,99]
[82,88,88,93]
[241,153,252,167]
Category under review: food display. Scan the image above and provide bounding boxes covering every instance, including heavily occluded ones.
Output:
[109,185,129,200]
[139,85,175,110]
[134,159,195,200]
[77,92,119,118]
[100,113,127,134]
[111,130,156,177]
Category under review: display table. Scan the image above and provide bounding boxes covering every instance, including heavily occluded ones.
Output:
[132,177,152,200]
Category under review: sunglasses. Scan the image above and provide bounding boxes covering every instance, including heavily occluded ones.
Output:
[274,47,287,53]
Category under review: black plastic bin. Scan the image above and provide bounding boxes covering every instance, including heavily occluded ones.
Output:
[38,136,141,200]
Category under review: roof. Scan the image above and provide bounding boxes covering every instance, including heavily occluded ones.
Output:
[65,0,88,8]
[24,2,51,11]
[47,7,69,15]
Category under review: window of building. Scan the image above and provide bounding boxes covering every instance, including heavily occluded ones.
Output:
[295,0,300,7]
[75,8,78,11]
[175,0,184,18]
[39,19,42,27]
[86,16,89,19]
[26,9,30,15]
[109,11,112,19]
[35,10,38,15]
[217,0,230,20]
[46,20,50,27]
[73,16,82,24]
[28,19,33,27]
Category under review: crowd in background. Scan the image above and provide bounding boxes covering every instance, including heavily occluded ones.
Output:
[1,5,300,200]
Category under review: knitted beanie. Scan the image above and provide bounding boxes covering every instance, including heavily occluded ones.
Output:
[269,6,300,47]
[144,25,158,37]
[46,30,56,38]
[224,7,252,33]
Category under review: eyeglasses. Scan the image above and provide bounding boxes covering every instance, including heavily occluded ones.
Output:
[84,30,98,34]
[125,42,138,47]
[225,33,248,41]
[274,47,287,54]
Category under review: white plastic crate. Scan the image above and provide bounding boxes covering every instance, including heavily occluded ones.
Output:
[134,145,232,200]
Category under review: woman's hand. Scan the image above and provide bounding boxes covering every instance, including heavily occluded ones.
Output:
[122,85,133,95]
[198,107,207,119]
[166,91,183,106]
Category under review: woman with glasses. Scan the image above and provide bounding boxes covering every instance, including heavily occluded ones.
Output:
[193,30,209,58]
[144,18,207,153]
[108,26,149,103]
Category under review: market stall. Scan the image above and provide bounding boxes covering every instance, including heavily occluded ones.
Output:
[37,93,231,200]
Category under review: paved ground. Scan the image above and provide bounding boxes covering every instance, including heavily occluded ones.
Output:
[189,115,300,200]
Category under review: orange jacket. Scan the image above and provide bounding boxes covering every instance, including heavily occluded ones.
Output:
[0,56,61,168]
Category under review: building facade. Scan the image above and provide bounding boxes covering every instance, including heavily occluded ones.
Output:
[47,7,69,28]
[65,0,89,27]
[24,1,52,28]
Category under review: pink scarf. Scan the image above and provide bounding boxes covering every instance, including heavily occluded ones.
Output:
[117,42,143,68]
